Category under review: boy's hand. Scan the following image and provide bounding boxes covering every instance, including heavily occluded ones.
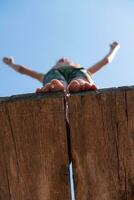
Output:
[3,57,15,65]
[110,42,120,51]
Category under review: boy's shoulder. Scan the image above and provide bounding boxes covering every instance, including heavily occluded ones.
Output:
[52,63,82,69]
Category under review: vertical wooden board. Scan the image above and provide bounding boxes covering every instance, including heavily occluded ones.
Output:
[0,95,70,200]
[68,89,134,200]
[109,89,134,199]
[123,90,134,198]
[0,115,11,200]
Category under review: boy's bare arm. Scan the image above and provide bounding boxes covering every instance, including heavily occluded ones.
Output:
[3,57,44,83]
[88,42,120,74]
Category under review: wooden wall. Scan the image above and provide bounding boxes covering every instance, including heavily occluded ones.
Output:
[0,87,134,200]
[68,87,134,200]
[0,93,70,200]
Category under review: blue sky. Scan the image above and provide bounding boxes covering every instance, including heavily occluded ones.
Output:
[0,1,133,199]
[0,0,134,97]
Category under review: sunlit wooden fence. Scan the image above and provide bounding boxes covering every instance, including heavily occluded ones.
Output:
[0,86,134,200]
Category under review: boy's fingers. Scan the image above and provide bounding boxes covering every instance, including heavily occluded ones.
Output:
[3,57,15,64]
[113,41,118,45]
[3,57,9,63]
[3,57,8,62]
[110,41,120,49]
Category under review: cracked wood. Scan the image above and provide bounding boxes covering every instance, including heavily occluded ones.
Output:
[0,95,70,200]
[68,88,134,200]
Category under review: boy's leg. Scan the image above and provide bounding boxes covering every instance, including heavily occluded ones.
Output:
[67,68,97,92]
[68,78,97,92]
[36,69,67,93]
[44,79,67,92]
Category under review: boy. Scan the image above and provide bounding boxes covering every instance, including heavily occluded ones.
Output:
[3,41,120,93]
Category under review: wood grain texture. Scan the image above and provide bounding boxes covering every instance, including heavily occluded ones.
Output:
[68,88,134,200]
[0,94,70,200]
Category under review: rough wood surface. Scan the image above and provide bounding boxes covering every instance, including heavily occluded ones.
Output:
[68,88,134,200]
[0,94,70,200]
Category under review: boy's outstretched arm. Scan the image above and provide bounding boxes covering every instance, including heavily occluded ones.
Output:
[88,41,120,74]
[2,57,44,83]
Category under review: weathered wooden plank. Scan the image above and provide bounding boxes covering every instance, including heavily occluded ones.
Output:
[0,94,70,200]
[68,88,134,200]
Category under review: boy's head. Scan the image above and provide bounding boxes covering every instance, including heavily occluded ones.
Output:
[56,57,81,67]
[56,57,72,65]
